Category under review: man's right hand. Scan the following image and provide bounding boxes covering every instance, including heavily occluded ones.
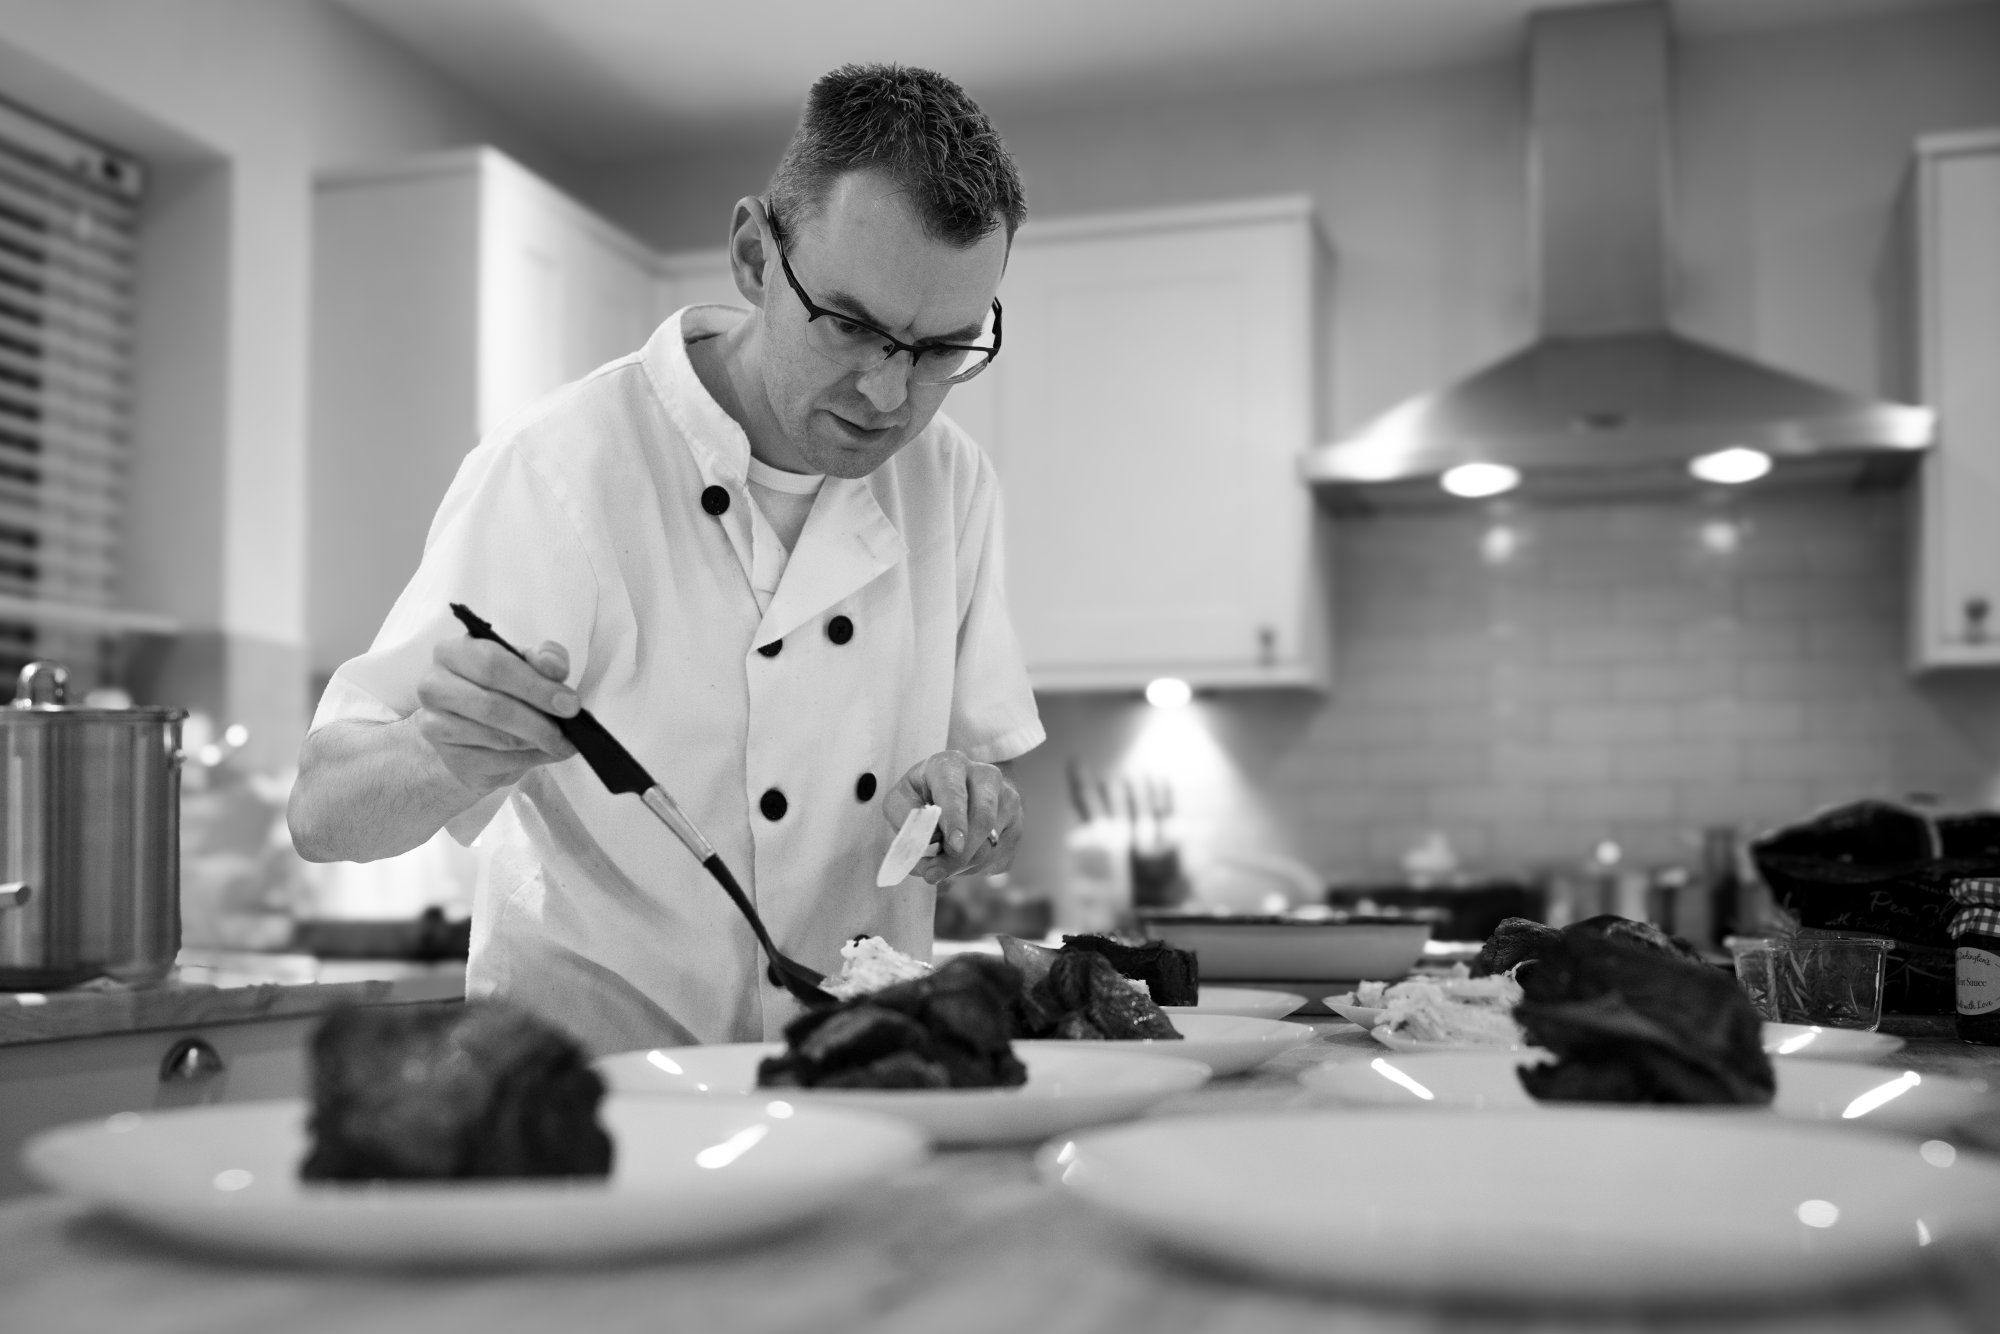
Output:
[412,634,581,796]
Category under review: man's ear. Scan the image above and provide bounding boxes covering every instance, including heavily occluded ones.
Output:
[727,198,772,309]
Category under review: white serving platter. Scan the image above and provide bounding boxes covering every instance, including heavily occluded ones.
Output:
[1042,1109,2000,1304]
[21,1095,926,1267]
[1326,1006,1910,1061]
[1017,1013,1314,1078]
[599,1043,1210,1146]
[1300,1050,1994,1136]
[1162,986,1309,1020]
[1760,1022,1907,1061]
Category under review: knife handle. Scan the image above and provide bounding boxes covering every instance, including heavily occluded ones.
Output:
[452,602,527,662]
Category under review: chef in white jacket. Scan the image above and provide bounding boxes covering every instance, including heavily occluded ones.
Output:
[288,64,1043,1055]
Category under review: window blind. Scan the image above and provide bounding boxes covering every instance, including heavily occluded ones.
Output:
[0,96,146,685]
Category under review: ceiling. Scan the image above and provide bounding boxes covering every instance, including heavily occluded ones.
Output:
[334,0,1981,162]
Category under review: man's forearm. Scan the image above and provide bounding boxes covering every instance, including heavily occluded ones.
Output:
[288,716,487,863]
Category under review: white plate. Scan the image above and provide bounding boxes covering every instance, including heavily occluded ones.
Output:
[1162,986,1308,1020]
[1301,1051,1996,1135]
[1762,1022,1907,1061]
[1321,995,1383,1029]
[1042,1109,2000,1303]
[21,1095,926,1267]
[600,1044,1210,1146]
[1368,1029,1529,1054]
[1017,1014,1314,1078]
[1332,1014,1912,1060]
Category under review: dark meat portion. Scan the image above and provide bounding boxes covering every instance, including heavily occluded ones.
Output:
[1058,934,1200,1006]
[757,955,1028,1090]
[1512,934,1774,1106]
[300,1000,613,1182]
[1012,951,1181,1040]
[1472,914,1702,977]
[1472,917,1561,976]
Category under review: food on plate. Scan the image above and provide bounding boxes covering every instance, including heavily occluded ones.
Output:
[1055,933,1199,1006]
[1512,933,1775,1106]
[823,934,932,1000]
[1473,914,1704,977]
[1357,965,1525,1046]
[1012,950,1182,1040]
[757,955,1028,1090]
[300,1000,613,1182]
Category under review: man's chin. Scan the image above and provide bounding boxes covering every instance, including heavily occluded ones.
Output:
[805,425,909,478]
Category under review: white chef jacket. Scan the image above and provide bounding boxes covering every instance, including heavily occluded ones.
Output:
[309,305,1044,1055]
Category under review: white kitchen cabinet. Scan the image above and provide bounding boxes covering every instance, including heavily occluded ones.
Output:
[946,196,1333,690]
[0,1016,316,1198]
[1910,129,2000,669]
[308,148,660,676]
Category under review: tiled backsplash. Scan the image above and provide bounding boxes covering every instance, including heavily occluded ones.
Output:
[1012,483,2000,891]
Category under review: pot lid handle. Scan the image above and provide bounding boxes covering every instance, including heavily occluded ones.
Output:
[13,661,68,708]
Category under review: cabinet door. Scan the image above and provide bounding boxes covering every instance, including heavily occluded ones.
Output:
[968,208,1322,688]
[478,158,658,434]
[0,1017,315,1199]
[1916,145,2000,666]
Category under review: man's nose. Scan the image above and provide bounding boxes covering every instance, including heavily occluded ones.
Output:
[855,353,912,413]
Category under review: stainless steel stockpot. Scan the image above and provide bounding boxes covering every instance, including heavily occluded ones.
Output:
[0,662,186,988]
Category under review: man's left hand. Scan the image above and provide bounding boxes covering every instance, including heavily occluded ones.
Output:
[884,751,1022,884]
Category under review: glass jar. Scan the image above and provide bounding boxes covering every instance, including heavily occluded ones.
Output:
[1949,877,2000,1045]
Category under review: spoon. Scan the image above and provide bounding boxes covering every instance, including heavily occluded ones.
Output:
[448,603,837,1009]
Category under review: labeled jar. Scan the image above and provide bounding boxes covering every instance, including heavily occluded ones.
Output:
[1949,877,2000,1045]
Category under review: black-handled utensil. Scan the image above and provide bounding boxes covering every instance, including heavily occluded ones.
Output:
[448,603,836,1009]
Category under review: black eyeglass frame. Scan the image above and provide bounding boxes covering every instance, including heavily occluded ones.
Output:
[766,210,1003,386]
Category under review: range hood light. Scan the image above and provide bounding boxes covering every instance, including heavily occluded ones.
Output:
[1300,4,1934,496]
[1688,447,1773,485]
[1145,677,1193,709]
[1440,463,1521,499]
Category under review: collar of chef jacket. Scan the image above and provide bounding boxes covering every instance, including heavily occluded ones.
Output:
[651,306,909,650]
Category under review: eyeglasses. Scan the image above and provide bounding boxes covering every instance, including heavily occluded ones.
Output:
[767,210,1002,386]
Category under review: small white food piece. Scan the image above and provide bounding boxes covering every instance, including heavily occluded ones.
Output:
[1362,963,1527,1046]
[822,935,933,1000]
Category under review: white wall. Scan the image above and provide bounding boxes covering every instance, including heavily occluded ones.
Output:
[0,0,576,765]
[568,1,2000,894]
[573,2,2000,432]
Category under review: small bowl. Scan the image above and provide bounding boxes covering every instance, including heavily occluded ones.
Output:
[1140,912,1431,982]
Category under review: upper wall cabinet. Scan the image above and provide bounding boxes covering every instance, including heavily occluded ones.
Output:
[1909,129,2000,670]
[309,149,658,676]
[653,198,1335,693]
[945,197,1333,691]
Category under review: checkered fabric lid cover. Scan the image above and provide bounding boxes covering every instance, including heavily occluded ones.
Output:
[1950,878,2000,940]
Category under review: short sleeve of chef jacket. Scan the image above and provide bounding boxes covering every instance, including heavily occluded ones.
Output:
[306,386,602,847]
[309,313,1044,846]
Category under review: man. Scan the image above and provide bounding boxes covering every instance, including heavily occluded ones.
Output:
[288,64,1042,1055]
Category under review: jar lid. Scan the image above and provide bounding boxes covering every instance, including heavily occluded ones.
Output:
[1950,877,2000,906]
[3,661,186,722]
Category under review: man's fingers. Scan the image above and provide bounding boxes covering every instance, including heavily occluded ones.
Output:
[531,641,570,683]
[962,764,1002,859]
[926,751,972,854]
[417,709,540,753]
[435,635,580,718]
[418,668,575,757]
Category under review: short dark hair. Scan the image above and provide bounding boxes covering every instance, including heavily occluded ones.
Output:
[767,64,1026,249]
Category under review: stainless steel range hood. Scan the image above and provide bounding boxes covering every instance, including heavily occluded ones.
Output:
[1302,2,1932,497]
